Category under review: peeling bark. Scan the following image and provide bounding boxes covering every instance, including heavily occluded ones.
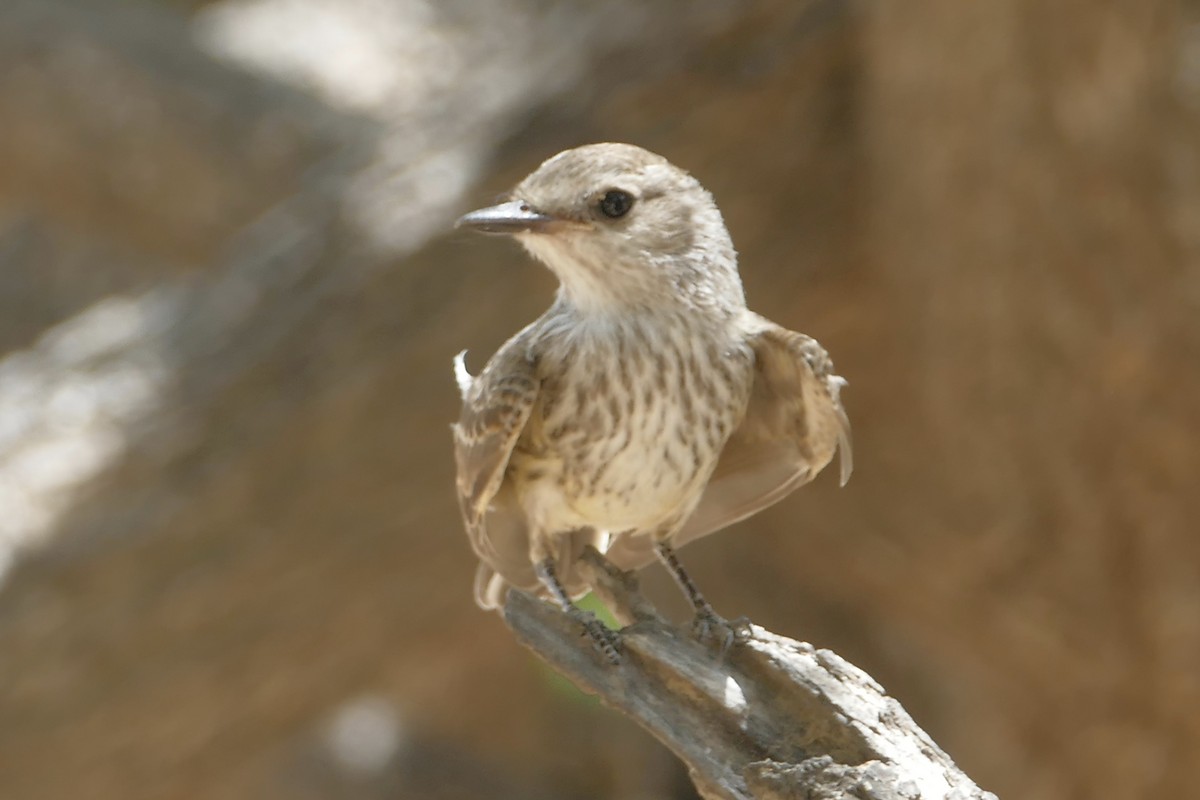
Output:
[506,549,997,800]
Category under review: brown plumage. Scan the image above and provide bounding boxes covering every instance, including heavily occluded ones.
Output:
[453,143,851,658]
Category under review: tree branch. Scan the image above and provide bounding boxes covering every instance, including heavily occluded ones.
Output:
[504,548,997,800]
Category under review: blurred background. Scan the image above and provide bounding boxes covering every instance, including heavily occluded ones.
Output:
[1,0,1196,798]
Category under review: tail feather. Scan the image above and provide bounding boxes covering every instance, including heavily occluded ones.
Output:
[474,563,510,610]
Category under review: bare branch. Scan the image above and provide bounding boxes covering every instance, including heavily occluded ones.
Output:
[504,548,997,800]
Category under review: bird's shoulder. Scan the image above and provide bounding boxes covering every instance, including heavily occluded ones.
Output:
[739,311,837,381]
[452,323,547,526]
[458,327,538,413]
[738,310,852,485]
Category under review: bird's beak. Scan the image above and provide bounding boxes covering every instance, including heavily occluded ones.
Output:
[455,200,555,235]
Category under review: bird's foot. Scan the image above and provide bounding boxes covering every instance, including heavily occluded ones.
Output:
[691,608,753,655]
[535,557,621,664]
[568,607,622,664]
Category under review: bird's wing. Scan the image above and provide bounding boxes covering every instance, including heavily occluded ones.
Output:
[452,340,541,607]
[683,316,852,541]
[606,315,851,571]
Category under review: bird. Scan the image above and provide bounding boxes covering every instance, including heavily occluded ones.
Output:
[452,143,851,661]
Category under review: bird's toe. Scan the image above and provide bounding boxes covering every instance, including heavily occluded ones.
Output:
[572,609,622,664]
[692,610,753,655]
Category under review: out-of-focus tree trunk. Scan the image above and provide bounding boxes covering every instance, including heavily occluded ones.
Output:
[858,3,1200,797]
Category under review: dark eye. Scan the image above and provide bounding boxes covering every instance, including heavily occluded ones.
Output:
[598,189,634,219]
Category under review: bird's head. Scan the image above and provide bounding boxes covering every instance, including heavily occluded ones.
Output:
[457,143,744,316]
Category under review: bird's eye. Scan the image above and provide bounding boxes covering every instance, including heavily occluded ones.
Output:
[598,189,634,219]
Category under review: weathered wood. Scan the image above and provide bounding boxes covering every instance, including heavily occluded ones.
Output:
[506,549,997,800]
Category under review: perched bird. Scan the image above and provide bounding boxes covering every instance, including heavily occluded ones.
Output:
[453,143,851,660]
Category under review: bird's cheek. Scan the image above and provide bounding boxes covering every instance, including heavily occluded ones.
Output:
[652,224,695,256]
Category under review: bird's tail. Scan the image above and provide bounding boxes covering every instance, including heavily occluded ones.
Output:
[474,563,511,611]
[473,529,605,611]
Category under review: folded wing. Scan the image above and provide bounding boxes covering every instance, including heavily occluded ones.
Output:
[453,344,541,608]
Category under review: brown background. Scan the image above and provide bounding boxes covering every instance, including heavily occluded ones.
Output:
[0,0,1196,798]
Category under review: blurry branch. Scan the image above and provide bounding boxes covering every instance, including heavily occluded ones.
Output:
[505,549,997,800]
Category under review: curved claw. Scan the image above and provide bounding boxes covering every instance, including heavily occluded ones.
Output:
[692,610,753,656]
[535,557,621,664]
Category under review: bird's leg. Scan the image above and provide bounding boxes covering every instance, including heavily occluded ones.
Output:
[534,557,621,664]
[654,542,715,616]
[654,543,752,650]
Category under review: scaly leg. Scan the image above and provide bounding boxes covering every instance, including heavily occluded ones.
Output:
[535,557,621,664]
[655,543,751,650]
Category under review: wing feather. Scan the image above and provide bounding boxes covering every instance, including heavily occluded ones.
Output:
[606,315,851,571]
[452,343,540,606]
[685,317,852,540]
